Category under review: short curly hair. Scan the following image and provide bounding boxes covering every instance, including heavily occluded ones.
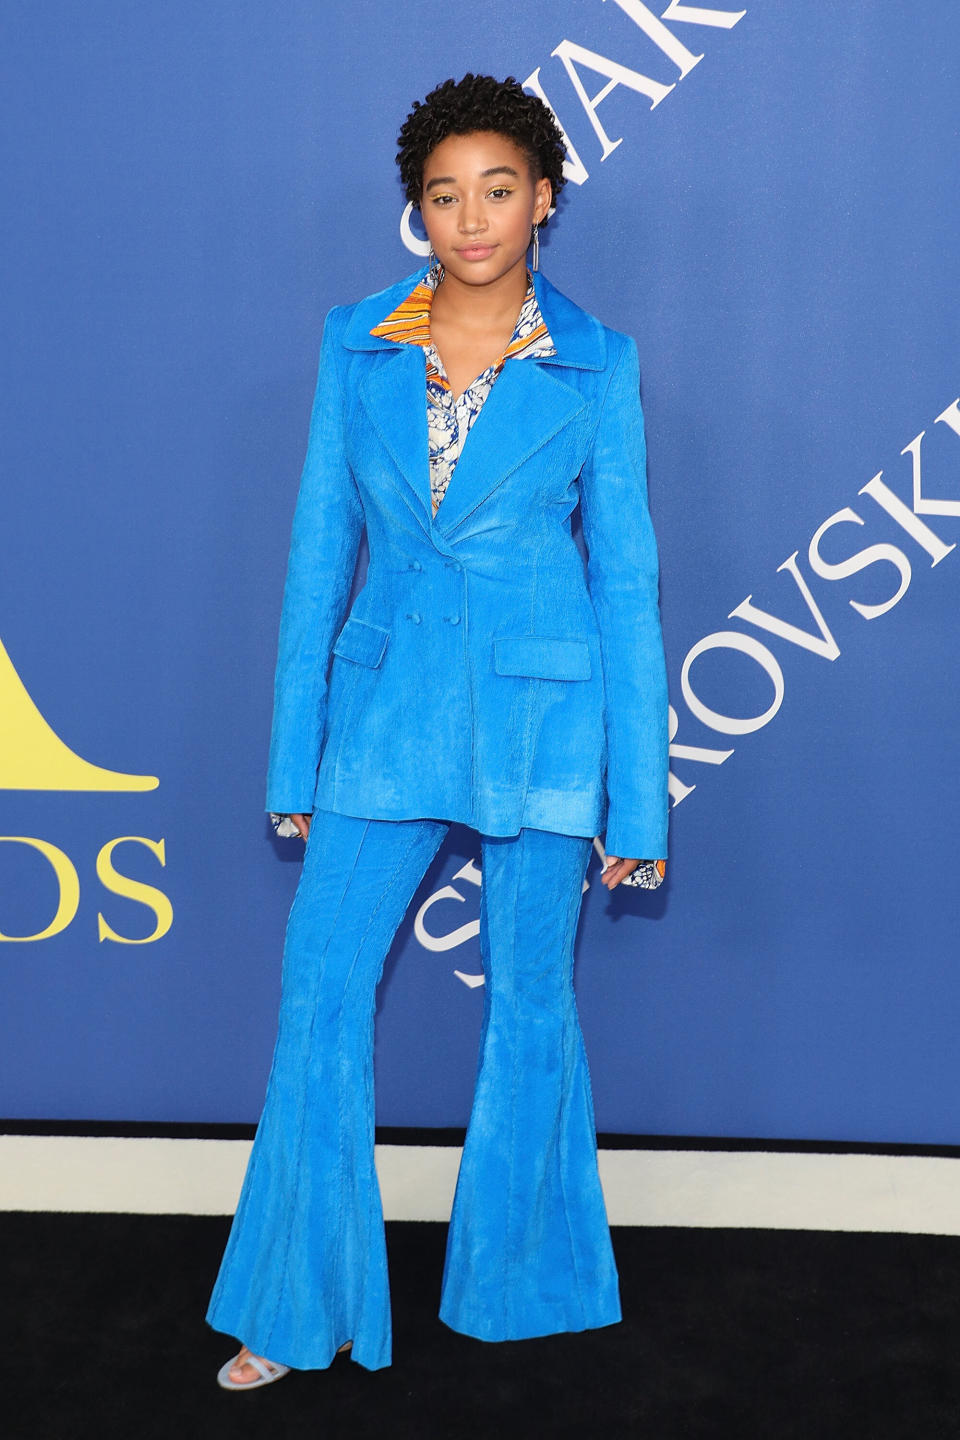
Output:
[396,73,568,227]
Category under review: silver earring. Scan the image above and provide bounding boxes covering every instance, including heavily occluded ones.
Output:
[531,221,540,272]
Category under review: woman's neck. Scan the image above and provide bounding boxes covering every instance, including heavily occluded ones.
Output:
[430,258,530,337]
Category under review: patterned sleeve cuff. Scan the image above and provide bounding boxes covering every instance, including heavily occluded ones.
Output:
[269,812,304,839]
[617,859,666,889]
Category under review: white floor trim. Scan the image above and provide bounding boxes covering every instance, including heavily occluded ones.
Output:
[3,1136,960,1234]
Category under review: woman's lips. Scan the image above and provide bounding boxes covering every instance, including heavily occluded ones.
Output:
[455,244,497,261]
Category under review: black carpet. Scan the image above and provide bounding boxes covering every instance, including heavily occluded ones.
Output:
[5,1214,960,1439]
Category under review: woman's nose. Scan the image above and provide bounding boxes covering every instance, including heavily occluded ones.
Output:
[459,201,487,234]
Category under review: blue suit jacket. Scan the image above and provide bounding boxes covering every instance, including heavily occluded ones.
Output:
[265,264,669,860]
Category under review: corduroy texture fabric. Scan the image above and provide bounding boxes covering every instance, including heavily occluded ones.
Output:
[205,807,620,1372]
[264,265,669,862]
[438,823,621,1341]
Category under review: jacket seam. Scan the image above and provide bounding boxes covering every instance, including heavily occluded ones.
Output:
[583,332,631,462]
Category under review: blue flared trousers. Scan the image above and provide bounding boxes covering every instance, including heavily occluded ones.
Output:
[205,807,621,1371]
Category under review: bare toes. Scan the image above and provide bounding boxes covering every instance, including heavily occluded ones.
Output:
[229,1347,266,1383]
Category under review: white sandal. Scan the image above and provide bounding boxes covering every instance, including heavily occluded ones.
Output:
[217,1349,291,1390]
[216,1339,353,1390]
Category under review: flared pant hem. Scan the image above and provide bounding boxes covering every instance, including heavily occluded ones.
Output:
[204,1306,391,1373]
[437,1302,623,1345]
[204,811,620,1376]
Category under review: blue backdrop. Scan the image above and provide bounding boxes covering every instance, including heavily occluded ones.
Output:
[2,2,959,1141]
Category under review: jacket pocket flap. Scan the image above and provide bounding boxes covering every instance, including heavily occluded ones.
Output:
[332,616,389,668]
[494,635,592,681]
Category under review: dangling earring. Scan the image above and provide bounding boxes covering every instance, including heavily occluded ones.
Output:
[531,221,540,272]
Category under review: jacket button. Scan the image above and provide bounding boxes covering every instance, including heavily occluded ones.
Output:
[444,559,462,571]
[406,611,422,624]
[444,614,461,625]
[408,560,423,571]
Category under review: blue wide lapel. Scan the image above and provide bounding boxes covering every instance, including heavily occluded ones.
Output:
[341,266,608,538]
[431,359,586,538]
[433,271,606,538]
[342,268,434,532]
[358,345,433,528]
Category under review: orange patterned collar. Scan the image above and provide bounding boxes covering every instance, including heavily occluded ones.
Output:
[369,267,555,392]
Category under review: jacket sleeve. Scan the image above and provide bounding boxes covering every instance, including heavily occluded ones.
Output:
[264,304,365,814]
[578,333,669,860]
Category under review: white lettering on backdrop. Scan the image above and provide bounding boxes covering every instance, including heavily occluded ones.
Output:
[399,0,749,253]
[669,399,960,806]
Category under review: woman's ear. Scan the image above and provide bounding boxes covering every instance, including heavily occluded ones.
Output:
[534,176,552,224]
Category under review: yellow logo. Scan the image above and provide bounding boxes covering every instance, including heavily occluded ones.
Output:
[1,637,169,942]
[0,635,158,790]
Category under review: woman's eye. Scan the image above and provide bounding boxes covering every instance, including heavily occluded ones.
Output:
[488,187,513,200]
[430,194,456,206]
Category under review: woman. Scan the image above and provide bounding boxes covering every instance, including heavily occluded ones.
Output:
[206,72,669,1389]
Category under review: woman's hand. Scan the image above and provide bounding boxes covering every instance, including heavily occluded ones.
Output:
[289,813,312,841]
[600,855,640,889]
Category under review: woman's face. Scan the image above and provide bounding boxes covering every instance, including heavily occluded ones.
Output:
[419,130,552,289]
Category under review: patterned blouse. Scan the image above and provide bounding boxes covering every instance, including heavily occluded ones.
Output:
[271,264,665,890]
[369,263,558,516]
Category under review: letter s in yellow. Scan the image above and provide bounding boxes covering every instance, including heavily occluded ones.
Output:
[96,837,173,944]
